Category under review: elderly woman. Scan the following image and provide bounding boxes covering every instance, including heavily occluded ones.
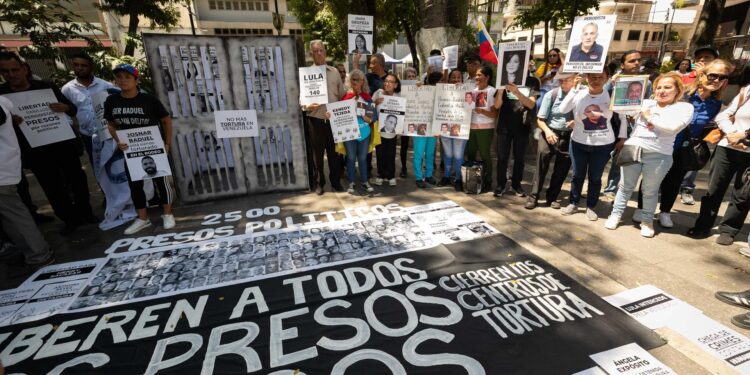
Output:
[605,72,693,237]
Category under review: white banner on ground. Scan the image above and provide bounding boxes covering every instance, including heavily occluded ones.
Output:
[432,83,472,139]
[22,259,106,288]
[327,99,360,143]
[0,287,38,326]
[590,343,677,375]
[603,285,702,329]
[214,110,258,138]
[2,89,75,147]
[6,279,87,326]
[117,126,172,181]
[669,315,750,373]
[402,84,436,136]
[298,66,328,106]
[347,14,373,54]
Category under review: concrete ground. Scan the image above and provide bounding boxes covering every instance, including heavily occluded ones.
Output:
[2,148,748,374]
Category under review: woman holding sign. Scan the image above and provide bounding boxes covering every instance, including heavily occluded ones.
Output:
[439,69,468,190]
[466,67,499,192]
[372,73,401,186]
[605,72,693,237]
[338,69,375,194]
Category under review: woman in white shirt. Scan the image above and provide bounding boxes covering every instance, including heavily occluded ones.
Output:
[558,69,626,220]
[372,73,401,186]
[689,84,750,244]
[605,72,693,237]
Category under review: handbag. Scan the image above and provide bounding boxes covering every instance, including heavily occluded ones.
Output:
[707,87,749,144]
[615,144,642,167]
[678,128,711,171]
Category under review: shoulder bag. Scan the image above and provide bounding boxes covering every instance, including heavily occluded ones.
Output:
[678,127,711,171]
[615,144,642,167]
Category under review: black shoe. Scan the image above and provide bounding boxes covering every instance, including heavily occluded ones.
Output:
[493,186,507,197]
[512,186,527,197]
[32,212,54,224]
[400,168,407,178]
[416,180,427,188]
[686,227,711,239]
[315,186,324,195]
[716,232,734,246]
[425,176,437,185]
[524,198,537,210]
[60,222,78,236]
[716,290,750,309]
[454,181,463,192]
[332,183,345,192]
[732,312,750,330]
[437,177,451,187]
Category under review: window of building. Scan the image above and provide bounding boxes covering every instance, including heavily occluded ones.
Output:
[217,1,224,9]
[627,30,641,41]
[533,35,542,43]
[517,36,528,41]
[289,29,304,36]
[613,30,622,41]
[209,0,216,9]
[240,1,247,10]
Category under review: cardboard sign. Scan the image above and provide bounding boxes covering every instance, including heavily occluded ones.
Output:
[299,66,328,106]
[2,89,75,147]
[497,41,532,88]
[215,110,259,138]
[117,126,172,181]
[348,14,374,54]
[564,15,617,73]
[402,85,436,136]
[327,99,360,143]
[432,83,472,139]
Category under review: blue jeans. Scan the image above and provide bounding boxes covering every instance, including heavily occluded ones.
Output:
[344,137,370,184]
[680,170,697,192]
[603,150,620,193]
[413,137,436,181]
[442,138,467,181]
[611,151,673,223]
[569,141,614,208]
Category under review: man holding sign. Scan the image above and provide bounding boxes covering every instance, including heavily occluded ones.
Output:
[105,64,176,235]
[302,40,346,195]
[0,52,93,236]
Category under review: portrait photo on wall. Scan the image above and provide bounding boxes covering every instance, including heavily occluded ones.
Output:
[496,41,531,88]
[611,75,649,111]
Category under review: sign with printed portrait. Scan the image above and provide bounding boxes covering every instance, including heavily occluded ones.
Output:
[610,75,649,111]
[497,41,531,88]
[563,15,617,73]
[348,14,374,55]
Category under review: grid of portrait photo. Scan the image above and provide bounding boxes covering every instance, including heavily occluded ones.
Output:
[69,213,435,310]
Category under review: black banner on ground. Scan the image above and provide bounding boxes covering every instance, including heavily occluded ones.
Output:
[0,235,663,374]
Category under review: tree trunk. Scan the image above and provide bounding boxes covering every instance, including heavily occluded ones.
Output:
[486,0,493,29]
[124,5,140,56]
[403,20,420,73]
[543,18,549,57]
[690,0,726,51]
[416,0,469,73]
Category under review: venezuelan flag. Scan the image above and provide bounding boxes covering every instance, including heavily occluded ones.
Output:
[477,19,498,65]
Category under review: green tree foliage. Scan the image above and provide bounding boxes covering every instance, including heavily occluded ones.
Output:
[97,0,181,56]
[513,0,600,54]
[287,0,420,62]
[0,0,102,61]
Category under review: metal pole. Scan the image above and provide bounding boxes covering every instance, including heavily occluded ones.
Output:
[187,0,196,35]
[658,8,670,62]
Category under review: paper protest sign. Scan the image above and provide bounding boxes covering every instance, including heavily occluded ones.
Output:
[215,110,258,138]
[2,89,75,147]
[564,15,617,73]
[117,126,172,181]
[327,99,360,143]
[348,14,373,54]
[298,66,328,106]
[432,83,471,139]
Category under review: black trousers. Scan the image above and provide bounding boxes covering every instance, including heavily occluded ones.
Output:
[17,173,39,215]
[400,135,410,170]
[693,146,750,235]
[308,117,341,188]
[530,130,571,202]
[376,137,398,179]
[129,176,175,210]
[29,154,92,224]
[496,126,529,189]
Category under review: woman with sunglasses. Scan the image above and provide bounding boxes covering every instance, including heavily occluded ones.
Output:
[633,60,731,229]
[690,72,750,245]
[536,49,563,110]
[605,72,693,237]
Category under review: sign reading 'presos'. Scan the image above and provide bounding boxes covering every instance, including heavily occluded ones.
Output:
[116,126,172,181]
[1,89,76,147]
[0,236,662,374]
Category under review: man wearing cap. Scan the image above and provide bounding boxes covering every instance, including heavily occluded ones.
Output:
[569,23,605,62]
[683,46,719,85]
[0,51,93,236]
[106,64,176,235]
[526,71,577,209]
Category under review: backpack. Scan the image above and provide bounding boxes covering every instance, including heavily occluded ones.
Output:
[461,162,484,194]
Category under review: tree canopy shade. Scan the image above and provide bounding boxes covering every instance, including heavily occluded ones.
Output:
[96,0,181,56]
[287,0,420,63]
[0,0,102,61]
[689,0,726,50]
[512,0,600,55]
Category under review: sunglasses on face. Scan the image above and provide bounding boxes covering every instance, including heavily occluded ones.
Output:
[704,73,729,82]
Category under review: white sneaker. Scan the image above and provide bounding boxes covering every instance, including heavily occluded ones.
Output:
[585,208,598,221]
[631,208,643,223]
[658,212,673,228]
[162,214,176,230]
[362,183,375,193]
[605,215,620,230]
[388,178,397,186]
[640,222,655,238]
[347,183,356,194]
[373,178,383,186]
[680,191,695,205]
[124,218,151,235]
[561,204,577,216]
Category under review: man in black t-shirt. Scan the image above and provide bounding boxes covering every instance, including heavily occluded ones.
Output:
[494,76,541,197]
[105,64,176,235]
[0,51,94,236]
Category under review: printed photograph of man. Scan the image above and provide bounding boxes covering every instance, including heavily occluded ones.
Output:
[440,123,449,135]
[626,81,643,103]
[381,114,398,134]
[450,124,461,137]
[139,155,170,179]
[417,123,427,136]
[569,22,604,62]
[464,91,475,108]
[582,104,607,130]
[407,123,416,134]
